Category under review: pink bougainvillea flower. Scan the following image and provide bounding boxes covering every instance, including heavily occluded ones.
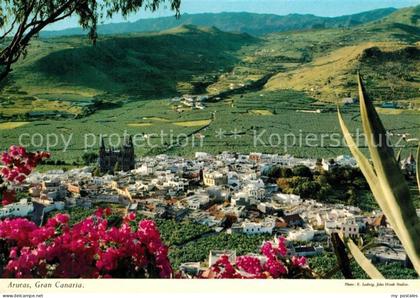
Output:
[125,212,136,222]
[0,210,172,279]
[291,256,307,267]
[1,145,50,205]
[1,190,16,206]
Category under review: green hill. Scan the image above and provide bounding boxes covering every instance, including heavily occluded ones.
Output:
[3,6,419,110]
[41,8,397,37]
[264,5,420,102]
[4,25,257,102]
[0,7,419,163]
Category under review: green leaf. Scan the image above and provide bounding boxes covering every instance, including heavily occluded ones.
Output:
[338,74,420,275]
[337,107,397,228]
[347,238,384,279]
[396,148,402,163]
[416,145,420,193]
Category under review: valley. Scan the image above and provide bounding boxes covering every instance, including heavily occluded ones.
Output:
[0,6,419,165]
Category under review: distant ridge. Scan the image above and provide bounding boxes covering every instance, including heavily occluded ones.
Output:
[41,8,398,37]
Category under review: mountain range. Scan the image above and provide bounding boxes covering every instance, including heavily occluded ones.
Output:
[3,5,418,103]
[41,8,398,37]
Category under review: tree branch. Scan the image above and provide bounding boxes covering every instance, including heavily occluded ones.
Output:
[0,17,18,40]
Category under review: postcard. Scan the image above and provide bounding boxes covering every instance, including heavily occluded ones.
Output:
[0,0,419,297]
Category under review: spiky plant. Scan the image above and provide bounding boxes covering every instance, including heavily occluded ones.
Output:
[337,74,420,277]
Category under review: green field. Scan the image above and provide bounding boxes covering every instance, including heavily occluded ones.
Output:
[0,6,419,162]
[1,89,418,164]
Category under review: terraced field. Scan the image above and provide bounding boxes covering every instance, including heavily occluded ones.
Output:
[1,88,417,164]
[0,6,419,164]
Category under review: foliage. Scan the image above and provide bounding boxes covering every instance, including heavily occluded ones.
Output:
[0,0,181,82]
[169,232,271,269]
[0,145,49,205]
[203,236,313,279]
[82,152,98,165]
[0,210,171,278]
[345,237,384,279]
[49,206,97,226]
[292,165,313,178]
[309,253,417,279]
[275,164,378,209]
[338,74,420,275]
[153,219,213,246]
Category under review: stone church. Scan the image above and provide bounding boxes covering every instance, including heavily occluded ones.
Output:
[98,136,135,173]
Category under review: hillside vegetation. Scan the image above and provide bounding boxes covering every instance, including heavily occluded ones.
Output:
[0,6,419,162]
[15,26,256,98]
[265,5,420,102]
[0,25,258,121]
[41,8,397,37]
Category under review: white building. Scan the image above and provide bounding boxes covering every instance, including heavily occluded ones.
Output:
[185,193,210,210]
[242,179,265,200]
[195,152,211,160]
[0,199,34,218]
[287,227,315,242]
[231,192,254,207]
[322,159,338,171]
[325,216,359,238]
[274,193,302,205]
[203,171,227,187]
[242,220,275,235]
[336,155,357,167]
[133,164,153,176]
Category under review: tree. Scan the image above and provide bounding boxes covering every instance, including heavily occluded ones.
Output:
[281,167,293,178]
[294,181,320,198]
[266,166,281,179]
[292,165,313,179]
[0,0,181,83]
[82,152,98,165]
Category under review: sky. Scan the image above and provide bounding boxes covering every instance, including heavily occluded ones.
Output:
[47,0,419,30]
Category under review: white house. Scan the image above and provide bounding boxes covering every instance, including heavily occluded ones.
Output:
[274,193,302,205]
[322,159,338,171]
[203,171,227,187]
[336,155,357,167]
[242,220,275,235]
[0,199,34,218]
[243,179,265,200]
[133,164,153,176]
[287,227,315,242]
[325,216,359,238]
[195,152,211,160]
[185,193,210,210]
[231,192,254,207]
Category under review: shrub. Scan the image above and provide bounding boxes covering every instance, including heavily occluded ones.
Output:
[0,210,171,278]
[0,145,50,205]
[202,237,313,279]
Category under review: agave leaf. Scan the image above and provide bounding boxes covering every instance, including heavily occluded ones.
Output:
[396,148,402,164]
[361,242,398,254]
[337,108,397,229]
[346,238,384,279]
[356,74,420,274]
[357,236,364,248]
[331,233,353,279]
[321,239,393,279]
[417,145,420,193]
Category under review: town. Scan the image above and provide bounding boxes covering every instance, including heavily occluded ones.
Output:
[1,148,418,277]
